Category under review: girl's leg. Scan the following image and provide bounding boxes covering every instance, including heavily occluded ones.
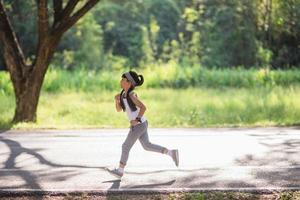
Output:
[139,128,167,154]
[111,127,144,178]
[111,121,178,178]
[139,121,179,166]
[120,125,146,166]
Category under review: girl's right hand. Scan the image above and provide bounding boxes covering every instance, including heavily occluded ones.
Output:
[130,120,140,126]
[115,94,120,101]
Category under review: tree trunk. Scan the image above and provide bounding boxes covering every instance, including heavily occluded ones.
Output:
[12,37,60,122]
[13,78,41,122]
[12,60,51,123]
[0,0,100,123]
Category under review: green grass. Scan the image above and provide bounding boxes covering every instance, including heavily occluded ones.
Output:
[42,65,300,90]
[2,66,300,95]
[1,86,300,129]
[0,91,15,129]
[1,67,300,129]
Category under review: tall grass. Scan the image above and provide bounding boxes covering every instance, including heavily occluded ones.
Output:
[42,68,120,92]
[44,65,300,91]
[1,66,300,128]
[0,92,14,129]
[143,87,300,127]
[1,65,300,94]
[143,63,300,88]
[1,87,299,129]
[0,72,13,95]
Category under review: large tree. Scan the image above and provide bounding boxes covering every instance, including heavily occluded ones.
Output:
[0,0,100,122]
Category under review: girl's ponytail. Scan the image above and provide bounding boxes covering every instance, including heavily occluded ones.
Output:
[138,75,144,86]
[128,70,144,87]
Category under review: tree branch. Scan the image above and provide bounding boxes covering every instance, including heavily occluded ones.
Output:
[53,0,63,26]
[37,0,49,42]
[62,0,80,19]
[52,0,80,30]
[53,0,100,36]
[0,0,26,77]
[34,0,51,70]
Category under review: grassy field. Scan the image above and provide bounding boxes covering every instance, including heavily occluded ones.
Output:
[1,66,300,129]
[1,86,299,129]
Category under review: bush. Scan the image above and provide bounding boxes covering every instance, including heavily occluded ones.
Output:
[1,65,300,95]
[0,72,13,95]
[144,64,300,89]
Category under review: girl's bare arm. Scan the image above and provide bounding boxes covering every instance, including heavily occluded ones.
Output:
[115,94,122,112]
[129,93,146,117]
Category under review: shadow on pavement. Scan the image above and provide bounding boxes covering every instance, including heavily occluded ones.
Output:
[0,129,10,135]
[103,180,121,189]
[0,136,109,193]
[234,133,300,188]
[126,179,176,189]
[123,132,300,189]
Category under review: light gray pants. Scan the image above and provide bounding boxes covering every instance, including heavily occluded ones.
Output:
[120,120,167,165]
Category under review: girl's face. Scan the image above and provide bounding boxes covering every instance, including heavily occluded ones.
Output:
[120,77,132,89]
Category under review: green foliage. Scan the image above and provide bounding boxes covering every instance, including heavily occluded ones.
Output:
[0,91,14,129]
[279,191,300,200]
[53,12,104,70]
[0,72,13,95]
[1,0,299,70]
[144,0,181,56]
[3,0,37,64]
[201,0,257,68]
[143,64,300,89]
[182,192,205,200]
[270,0,300,68]
[44,65,300,91]
[42,67,120,92]
[256,42,273,67]
[73,13,104,70]
[93,1,145,67]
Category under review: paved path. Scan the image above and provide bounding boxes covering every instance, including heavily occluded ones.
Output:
[0,127,299,194]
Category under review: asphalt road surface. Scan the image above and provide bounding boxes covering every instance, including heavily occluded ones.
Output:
[0,127,299,194]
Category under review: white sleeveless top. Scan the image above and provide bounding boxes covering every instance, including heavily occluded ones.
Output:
[122,92,146,123]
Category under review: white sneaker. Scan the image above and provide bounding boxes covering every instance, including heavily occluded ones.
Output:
[171,149,179,167]
[109,168,123,178]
